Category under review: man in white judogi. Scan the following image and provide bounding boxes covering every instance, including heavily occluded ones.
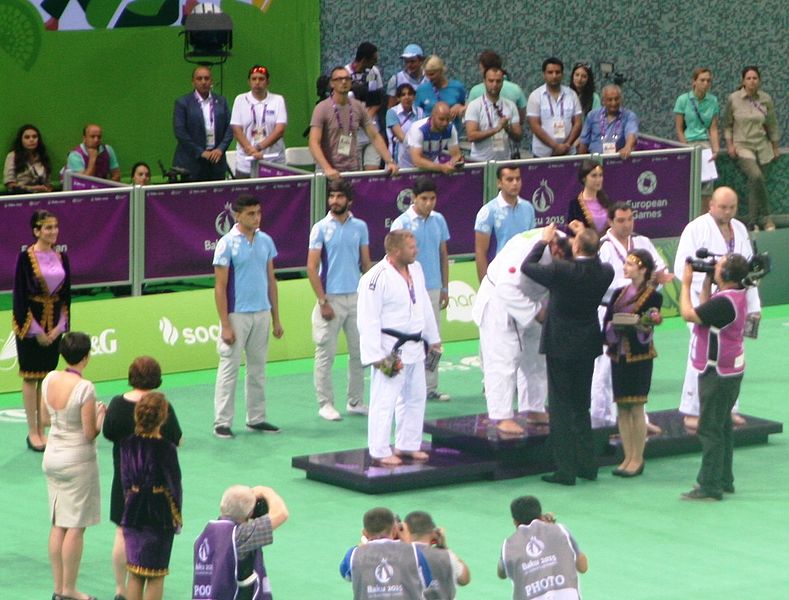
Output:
[357,230,441,465]
[472,227,570,435]
[673,186,759,429]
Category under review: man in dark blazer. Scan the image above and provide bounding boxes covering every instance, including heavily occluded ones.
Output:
[521,222,614,485]
[173,65,233,181]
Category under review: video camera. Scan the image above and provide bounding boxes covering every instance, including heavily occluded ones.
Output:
[685,246,771,286]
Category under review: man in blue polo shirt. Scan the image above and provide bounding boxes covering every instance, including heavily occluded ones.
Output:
[579,84,639,158]
[474,165,536,281]
[307,179,372,421]
[213,194,284,439]
[391,176,451,402]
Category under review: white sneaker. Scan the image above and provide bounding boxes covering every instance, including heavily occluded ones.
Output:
[346,402,369,415]
[318,404,342,421]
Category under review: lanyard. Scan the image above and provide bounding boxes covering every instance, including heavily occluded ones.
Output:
[331,96,354,134]
[250,103,268,130]
[599,109,622,140]
[544,90,565,118]
[747,96,767,116]
[195,91,214,127]
[688,94,710,129]
[398,109,414,127]
[483,96,504,129]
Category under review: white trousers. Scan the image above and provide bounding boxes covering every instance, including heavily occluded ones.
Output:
[312,293,364,407]
[368,361,427,459]
[214,311,270,428]
[480,299,546,420]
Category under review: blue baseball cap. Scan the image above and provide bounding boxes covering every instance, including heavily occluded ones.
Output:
[401,44,424,59]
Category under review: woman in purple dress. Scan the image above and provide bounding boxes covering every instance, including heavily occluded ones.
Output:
[13,210,71,451]
[603,249,663,478]
[121,392,182,600]
[566,159,611,236]
[103,357,181,600]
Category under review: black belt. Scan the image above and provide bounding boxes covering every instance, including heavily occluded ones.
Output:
[381,328,424,354]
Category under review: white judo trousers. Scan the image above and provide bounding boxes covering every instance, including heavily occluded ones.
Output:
[368,361,427,458]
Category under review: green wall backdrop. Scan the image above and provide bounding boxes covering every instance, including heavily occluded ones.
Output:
[1,0,320,181]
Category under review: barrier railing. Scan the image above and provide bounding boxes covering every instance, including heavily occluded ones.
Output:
[1,135,698,296]
[63,171,129,191]
[0,188,133,293]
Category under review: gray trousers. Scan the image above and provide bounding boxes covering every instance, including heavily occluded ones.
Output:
[312,293,364,407]
[213,311,270,428]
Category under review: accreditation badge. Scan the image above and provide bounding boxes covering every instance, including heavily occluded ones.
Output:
[205,130,216,149]
[602,141,617,155]
[552,118,566,140]
[252,126,266,146]
[337,133,352,157]
[492,130,507,154]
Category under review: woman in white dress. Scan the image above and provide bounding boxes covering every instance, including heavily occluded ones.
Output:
[42,332,106,600]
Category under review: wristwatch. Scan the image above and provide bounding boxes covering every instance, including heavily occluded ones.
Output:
[318,297,328,306]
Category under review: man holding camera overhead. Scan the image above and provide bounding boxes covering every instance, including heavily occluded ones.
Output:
[673,186,760,430]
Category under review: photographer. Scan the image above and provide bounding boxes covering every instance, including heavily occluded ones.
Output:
[402,511,470,599]
[679,253,751,501]
[192,485,288,600]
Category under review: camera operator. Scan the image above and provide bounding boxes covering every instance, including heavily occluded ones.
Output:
[679,253,751,501]
[192,485,288,600]
[401,511,470,599]
[673,186,760,429]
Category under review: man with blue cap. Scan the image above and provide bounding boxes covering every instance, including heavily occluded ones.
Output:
[387,43,428,108]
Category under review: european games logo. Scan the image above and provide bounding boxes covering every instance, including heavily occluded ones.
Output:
[531,180,554,213]
[396,188,414,213]
[525,536,545,558]
[374,558,395,584]
[637,170,657,195]
[198,538,210,563]
[215,202,235,236]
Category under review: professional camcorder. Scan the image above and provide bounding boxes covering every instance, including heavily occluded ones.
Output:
[685,246,771,286]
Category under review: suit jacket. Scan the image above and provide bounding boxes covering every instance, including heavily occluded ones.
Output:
[172,91,233,178]
[521,241,614,360]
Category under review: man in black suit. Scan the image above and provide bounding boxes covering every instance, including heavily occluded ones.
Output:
[521,222,614,485]
[172,66,233,181]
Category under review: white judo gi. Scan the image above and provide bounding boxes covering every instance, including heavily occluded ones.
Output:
[674,213,760,416]
[357,259,440,459]
[472,228,553,420]
[591,231,666,424]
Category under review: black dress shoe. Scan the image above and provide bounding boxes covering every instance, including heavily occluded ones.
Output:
[246,421,280,433]
[541,473,576,486]
[577,470,598,481]
[612,467,626,477]
[27,436,45,452]
[619,464,644,478]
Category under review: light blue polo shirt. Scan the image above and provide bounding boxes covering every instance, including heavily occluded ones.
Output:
[390,206,450,290]
[213,225,277,313]
[308,212,369,294]
[474,193,536,253]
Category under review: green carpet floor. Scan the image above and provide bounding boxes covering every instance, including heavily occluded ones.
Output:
[1,308,787,598]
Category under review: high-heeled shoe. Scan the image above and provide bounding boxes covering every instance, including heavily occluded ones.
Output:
[27,436,45,452]
[619,464,644,478]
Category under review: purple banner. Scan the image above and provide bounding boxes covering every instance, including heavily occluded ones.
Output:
[635,136,683,151]
[68,172,125,191]
[144,179,311,280]
[255,162,307,178]
[518,152,692,238]
[0,192,132,291]
[343,167,484,260]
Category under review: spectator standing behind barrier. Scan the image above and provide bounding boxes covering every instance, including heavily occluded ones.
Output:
[391,177,451,402]
[13,210,71,452]
[723,66,780,231]
[402,511,470,599]
[467,50,528,127]
[602,249,663,478]
[41,332,106,600]
[570,63,600,117]
[402,102,463,172]
[674,67,721,213]
[672,187,759,431]
[386,43,428,108]
[212,194,284,439]
[340,507,434,600]
[474,165,536,282]
[386,83,424,166]
[193,485,288,600]
[307,178,372,422]
[173,66,233,181]
[527,58,582,157]
[130,161,151,185]
[415,56,466,129]
[357,231,441,465]
[4,124,53,193]
[309,66,397,180]
[230,65,288,176]
[679,253,751,501]
[120,392,182,600]
[66,123,121,181]
[346,42,385,170]
[103,356,182,600]
[566,159,611,236]
[498,495,588,600]
[465,67,523,161]
[579,84,638,158]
